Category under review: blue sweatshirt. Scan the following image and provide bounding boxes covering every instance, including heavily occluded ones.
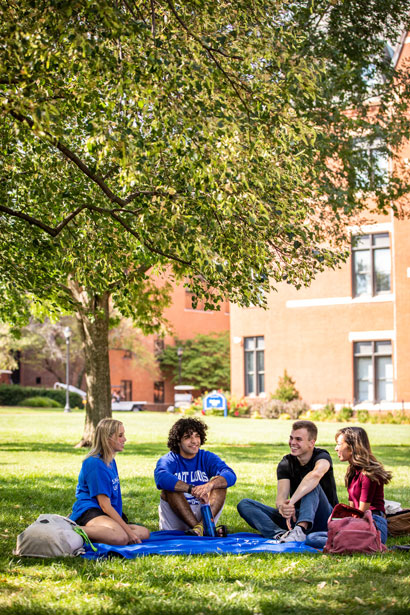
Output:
[154,449,236,495]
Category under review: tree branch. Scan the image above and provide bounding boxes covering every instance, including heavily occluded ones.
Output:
[0,203,87,237]
[165,0,243,60]
[10,109,129,207]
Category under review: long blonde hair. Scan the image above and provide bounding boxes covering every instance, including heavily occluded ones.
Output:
[86,418,123,465]
[335,426,392,487]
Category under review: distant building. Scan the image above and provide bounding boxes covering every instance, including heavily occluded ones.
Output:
[16,280,230,409]
[230,214,410,411]
[230,34,410,412]
[109,282,230,409]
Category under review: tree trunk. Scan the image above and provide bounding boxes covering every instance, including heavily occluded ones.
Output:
[69,284,112,447]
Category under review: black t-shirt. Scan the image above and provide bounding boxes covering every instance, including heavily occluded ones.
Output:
[276,447,338,508]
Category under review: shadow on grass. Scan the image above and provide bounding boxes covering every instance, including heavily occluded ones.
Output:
[4,552,408,615]
[1,441,407,468]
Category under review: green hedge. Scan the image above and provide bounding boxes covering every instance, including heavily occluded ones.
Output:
[0,384,83,408]
[17,396,62,408]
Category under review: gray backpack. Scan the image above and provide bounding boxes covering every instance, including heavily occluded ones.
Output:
[14,514,85,558]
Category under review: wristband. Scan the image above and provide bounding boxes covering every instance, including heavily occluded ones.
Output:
[187,484,193,494]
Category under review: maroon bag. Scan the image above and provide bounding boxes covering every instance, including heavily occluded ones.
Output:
[323,509,386,554]
[330,503,364,519]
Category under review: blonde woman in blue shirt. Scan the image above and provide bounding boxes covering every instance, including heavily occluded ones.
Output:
[70,418,150,545]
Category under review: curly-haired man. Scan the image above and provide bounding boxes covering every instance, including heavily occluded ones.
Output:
[154,417,236,535]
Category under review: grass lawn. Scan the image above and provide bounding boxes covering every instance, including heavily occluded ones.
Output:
[0,408,409,615]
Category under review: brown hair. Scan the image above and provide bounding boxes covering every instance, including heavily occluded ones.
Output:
[292,420,317,441]
[86,418,124,465]
[335,426,392,486]
[167,417,208,454]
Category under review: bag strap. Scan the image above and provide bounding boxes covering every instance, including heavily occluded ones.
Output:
[73,527,97,552]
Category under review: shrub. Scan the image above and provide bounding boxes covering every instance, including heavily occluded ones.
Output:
[17,396,62,408]
[391,410,410,424]
[337,406,354,422]
[357,409,370,423]
[249,398,308,420]
[251,398,284,419]
[285,399,309,419]
[274,370,300,402]
[0,384,83,408]
[310,403,336,422]
[226,395,252,417]
[278,413,291,420]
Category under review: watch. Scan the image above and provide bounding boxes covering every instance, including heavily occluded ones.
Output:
[187,484,193,494]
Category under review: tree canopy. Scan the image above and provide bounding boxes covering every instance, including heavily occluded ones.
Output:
[159,331,230,391]
[1,0,410,441]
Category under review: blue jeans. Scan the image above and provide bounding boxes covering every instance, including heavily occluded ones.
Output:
[306,510,388,549]
[237,485,333,539]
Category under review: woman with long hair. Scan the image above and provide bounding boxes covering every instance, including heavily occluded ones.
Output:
[335,426,392,543]
[70,418,150,545]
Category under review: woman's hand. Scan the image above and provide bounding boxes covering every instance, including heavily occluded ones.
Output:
[126,530,142,545]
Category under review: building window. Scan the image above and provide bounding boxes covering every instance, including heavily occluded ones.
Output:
[35,376,41,385]
[154,381,165,404]
[123,349,132,359]
[354,341,393,403]
[244,336,265,396]
[120,379,132,401]
[185,291,205,311]
[353,138,388,189]
[352,233,391,297]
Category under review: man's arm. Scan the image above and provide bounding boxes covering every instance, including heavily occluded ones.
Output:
[191,475,228,500]
[205,451,236,488]
[275,478,291,512]
[154,455,180,491]
[288,459,330,508]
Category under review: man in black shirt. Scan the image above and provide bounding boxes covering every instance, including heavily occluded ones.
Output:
[237,420,338,542]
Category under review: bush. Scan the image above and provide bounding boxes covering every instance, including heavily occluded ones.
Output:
[226,395,252,417]
[357,409,369,423]
[274,370,300,402]
[0,384,83,408]
[17,396,62,408]
[250,398,284,419]
[337,406,354,422]
[285,399,309,419]
[310,403,336,422]
[248,397,308,420]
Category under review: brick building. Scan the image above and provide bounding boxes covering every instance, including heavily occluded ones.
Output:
[16,281,229,408]
[230,34,410,412]
[109,282,230,408]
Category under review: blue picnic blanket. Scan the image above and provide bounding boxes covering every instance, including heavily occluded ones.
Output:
[81,531,318,559]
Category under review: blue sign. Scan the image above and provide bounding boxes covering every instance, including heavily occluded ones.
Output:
[203,391,228,417]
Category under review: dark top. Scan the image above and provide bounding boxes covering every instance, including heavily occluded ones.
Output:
[277,447,338,508]
[347,470,385,512]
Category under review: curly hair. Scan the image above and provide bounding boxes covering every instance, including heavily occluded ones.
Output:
[335,426,392,487]
[167,417,208,454]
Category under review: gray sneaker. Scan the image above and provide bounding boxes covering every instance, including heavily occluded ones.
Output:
[272,530,286,541]
[279,525,306,543]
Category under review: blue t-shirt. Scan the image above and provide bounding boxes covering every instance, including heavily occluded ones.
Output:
[70,455,122,522]
[154,449,236,506]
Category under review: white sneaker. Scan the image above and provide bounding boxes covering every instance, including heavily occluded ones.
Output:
[279,525,306,543]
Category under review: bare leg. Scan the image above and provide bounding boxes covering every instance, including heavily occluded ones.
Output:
[129,524,150,541]
[209,488,226,519]
[79,516,128,545]
[161,490,199,528]
[81,519,150,545]
[162,489,227,535]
